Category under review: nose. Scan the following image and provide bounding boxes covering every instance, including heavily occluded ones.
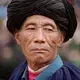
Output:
[34,28,46,44]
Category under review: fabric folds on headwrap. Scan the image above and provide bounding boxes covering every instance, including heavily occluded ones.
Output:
[62,0,77,41]
[7,0,77,42]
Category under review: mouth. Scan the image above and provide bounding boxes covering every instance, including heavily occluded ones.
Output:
[30,48,49,53]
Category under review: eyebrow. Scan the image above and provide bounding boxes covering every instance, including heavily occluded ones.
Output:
[42,23,57,29]
[23,23,36,27]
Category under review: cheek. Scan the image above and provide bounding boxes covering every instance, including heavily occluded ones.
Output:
[50,32,61,44]
[20,31,33,45]
[19,31,34,53]
[45,33,60,48]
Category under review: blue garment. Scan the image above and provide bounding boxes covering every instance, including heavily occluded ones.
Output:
[22,55,63,80]
[9,55,80,80]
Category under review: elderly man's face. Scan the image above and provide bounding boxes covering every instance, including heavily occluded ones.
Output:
[15,15,64,65]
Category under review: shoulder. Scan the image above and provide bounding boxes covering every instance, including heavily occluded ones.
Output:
[63,62,80,79]
[63,62,80,73]
[9,61,27,80]
[52,62,80,80]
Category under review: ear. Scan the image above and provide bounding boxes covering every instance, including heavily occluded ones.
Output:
[14,32,21,45]
[57,32,65,47]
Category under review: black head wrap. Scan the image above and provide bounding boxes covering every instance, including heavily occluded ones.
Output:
[7,0,77,42]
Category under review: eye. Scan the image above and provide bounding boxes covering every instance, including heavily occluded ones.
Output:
[44,28,53,32]
[43,23,58,32]
[27,27,35,30]
[25,25,36,31]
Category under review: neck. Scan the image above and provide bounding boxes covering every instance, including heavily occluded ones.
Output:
[28,60,53,71]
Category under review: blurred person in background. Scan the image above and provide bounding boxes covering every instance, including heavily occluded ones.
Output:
[7,0,80,80]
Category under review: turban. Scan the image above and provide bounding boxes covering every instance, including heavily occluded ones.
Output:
[7,0,77,42]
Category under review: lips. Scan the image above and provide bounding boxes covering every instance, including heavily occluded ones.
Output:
[30,48,49,52]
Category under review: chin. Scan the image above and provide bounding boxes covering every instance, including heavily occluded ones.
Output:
[31,55,46,63]
[34,57,51,64]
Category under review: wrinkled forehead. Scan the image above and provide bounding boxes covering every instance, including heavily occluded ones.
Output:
[22,15,57,28]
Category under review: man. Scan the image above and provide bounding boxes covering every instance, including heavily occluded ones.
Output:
[7,0,80,80]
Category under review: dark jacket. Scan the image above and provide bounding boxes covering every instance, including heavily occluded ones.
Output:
[9,61,80,80]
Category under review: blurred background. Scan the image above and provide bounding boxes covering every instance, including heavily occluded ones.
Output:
[0,0,80,80]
